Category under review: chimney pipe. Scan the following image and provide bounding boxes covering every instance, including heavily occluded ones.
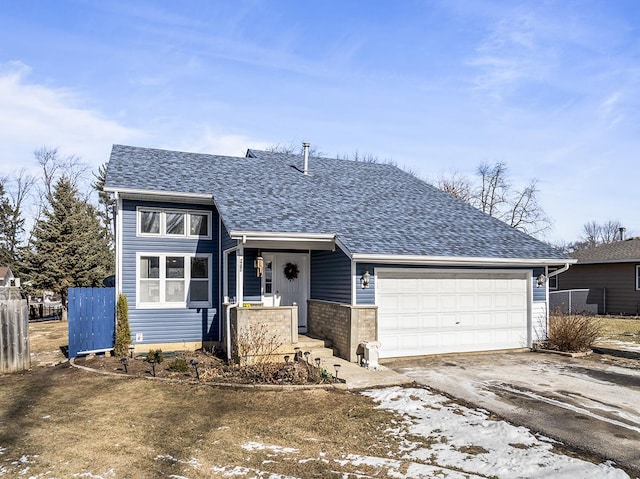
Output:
[619,227,626,241]
[302,142,310,175]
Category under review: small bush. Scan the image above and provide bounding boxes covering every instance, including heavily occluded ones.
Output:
[233,324,283,366]
[146,349,164,364]
[547,314,602,352]
[168,358,189,372]
[114,294,131,357]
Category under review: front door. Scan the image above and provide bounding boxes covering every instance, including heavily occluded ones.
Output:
[261,253,308,332]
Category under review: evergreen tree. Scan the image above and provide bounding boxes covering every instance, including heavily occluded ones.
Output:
[92,162,115,249]
[0,181,13,264]
[21,176,114,319]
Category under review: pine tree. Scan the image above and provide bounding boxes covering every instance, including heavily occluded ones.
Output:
[92,162,115,249]
[21,176,114,319]
[0,181,13,265]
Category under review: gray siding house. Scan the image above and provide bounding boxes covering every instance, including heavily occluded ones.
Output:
[104,144,572,361]
[555,238,640,315]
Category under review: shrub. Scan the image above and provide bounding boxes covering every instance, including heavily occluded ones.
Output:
[547,313,602,352]
[168,357,189,372]
[146,349,164,364]
[114,294,131,357]
[233,324,282,366]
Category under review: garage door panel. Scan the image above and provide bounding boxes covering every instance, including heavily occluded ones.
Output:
[378,270,529,358]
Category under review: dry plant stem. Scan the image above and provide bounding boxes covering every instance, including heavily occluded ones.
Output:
[233,324,283,365]
[548,313,603,352]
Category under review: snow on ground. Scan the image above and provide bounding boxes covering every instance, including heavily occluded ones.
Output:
[604,340,640,352]
[362,386,632,479]
[0,387,634,478]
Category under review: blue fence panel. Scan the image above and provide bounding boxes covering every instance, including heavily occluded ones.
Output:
[68,287,115,358]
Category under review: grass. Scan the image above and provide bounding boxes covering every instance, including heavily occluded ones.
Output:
[597,316,640,344]
[0,321,406,478]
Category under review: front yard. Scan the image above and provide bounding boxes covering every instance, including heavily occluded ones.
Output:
[0,320,634,478]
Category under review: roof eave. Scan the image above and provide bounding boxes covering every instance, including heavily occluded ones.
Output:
[104,186,214,202]
[229,230,337,251]
[574,258,640,265]
[351,253,576,267]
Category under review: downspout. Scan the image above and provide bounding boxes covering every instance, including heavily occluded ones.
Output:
[547,263,570,279]
[225,301,238,362]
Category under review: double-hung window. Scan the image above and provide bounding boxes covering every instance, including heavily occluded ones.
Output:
[137,253,212,308]
[137,207,211,239]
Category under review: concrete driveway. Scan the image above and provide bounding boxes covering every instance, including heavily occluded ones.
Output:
[384,352,640,475]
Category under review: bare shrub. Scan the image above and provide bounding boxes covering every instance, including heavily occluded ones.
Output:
[547,313,602,352]
[233,324,282,366]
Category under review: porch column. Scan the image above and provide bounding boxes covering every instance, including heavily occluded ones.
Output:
[236,245,244,304]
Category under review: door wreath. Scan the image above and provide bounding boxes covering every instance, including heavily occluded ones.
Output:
[283,262,299,281]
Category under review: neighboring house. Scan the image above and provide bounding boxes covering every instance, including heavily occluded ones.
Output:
[104,144,572,361]
[0,266,15,287]
[554,238,640,315]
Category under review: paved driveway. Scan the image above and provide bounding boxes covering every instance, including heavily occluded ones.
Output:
[384,352,640,474]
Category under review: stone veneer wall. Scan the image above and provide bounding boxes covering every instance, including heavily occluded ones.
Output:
[229,306,298,363]
[307,300,377,362]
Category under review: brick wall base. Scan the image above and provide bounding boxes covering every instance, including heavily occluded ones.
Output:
[308,300,377,362]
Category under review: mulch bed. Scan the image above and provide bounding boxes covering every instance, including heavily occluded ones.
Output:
[73,350,339,385]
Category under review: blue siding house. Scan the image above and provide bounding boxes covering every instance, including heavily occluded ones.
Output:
[104,144,573,361]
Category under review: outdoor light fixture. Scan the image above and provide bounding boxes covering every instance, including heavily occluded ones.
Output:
[314,357,321,368]
[536,274,547,287]
[254,255,264,278]
[190,359,200,381]
[294,346,301,362]
[120,357,128,374]
[129,346,135,358]
[360,270,371,289]
[304,351,310,364]
[284,355,290,363]
[149,359,156,377]
[334,363,341,381]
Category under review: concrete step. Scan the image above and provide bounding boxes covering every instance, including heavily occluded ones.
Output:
[295,335,333,350]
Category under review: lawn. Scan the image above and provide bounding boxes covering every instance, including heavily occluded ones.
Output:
[0,320,633,478]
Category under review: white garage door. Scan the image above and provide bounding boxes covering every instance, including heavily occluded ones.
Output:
[377,269,529,358]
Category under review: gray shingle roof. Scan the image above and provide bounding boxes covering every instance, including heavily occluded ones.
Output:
[105,144,569,260]
[571,238,640,263]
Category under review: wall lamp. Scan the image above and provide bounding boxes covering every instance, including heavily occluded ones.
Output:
[360,270,371,289]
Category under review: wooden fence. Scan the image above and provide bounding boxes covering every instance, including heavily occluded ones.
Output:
[0,299,30,373]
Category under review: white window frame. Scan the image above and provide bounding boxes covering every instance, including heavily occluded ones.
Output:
[136,252,213,309]
[137,207,212,240]
[636,265,640,291]
[548,274,558,290]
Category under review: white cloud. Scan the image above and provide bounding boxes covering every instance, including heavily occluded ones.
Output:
[165,126,271,158]
[0,61,143,175]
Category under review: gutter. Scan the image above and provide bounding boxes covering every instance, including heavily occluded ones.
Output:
[351,253,577,268]
[547,263,571,278]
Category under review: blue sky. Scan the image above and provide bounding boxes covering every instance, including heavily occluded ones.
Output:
[1,0,638,243]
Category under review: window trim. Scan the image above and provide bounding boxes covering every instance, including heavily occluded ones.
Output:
[136,207,212,240]
[136,252,213,309]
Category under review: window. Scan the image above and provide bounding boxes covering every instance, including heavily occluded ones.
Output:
[140,210,160,234]
[636,265,640,291]
[137,207,212,239]
[548,274,558,290]
[137,253,212,308]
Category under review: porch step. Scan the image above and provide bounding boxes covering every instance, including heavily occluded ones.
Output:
[285,335,336,359]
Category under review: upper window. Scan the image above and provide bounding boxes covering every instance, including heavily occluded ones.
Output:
[137,208,211,239]
[137,253,212,308]
[636,265,640,291]
[548,274,558,290]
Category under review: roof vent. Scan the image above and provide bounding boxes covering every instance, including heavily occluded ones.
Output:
[619,227,626,241]
[302,142,310,175]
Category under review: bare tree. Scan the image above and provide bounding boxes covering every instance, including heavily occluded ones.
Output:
[34,147,90,205]
[436,162,551,237]
[474,162,508,217]
[436,171,472,203]
[0,169,36,262]
[266,142,323,157]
